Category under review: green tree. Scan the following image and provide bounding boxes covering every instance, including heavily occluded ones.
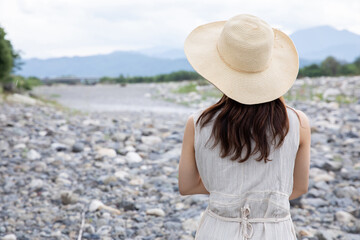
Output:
[0,27,13,83]
[321,56,340,76]
[298,64,324,78]
[354,56,360,73]
[339,64,358,75]
[0,25,23,91]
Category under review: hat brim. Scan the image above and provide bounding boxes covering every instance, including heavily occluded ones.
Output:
[184,21,299,105]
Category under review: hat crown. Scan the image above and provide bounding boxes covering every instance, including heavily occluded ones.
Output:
[217,14,274,73]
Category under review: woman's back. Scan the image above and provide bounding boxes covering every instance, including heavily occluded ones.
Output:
[179,13,311,240]
[192,105,300,239]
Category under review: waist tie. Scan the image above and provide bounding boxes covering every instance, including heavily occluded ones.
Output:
[205,204,291,240]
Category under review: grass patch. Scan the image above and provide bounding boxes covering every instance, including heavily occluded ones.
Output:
[172,82,198,94]
[201,89,223,99]
[334,94,356,104]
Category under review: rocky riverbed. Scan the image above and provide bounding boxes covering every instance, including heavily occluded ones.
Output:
[1,76,360,240]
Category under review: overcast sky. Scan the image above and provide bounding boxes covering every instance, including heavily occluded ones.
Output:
[0,0,359,59]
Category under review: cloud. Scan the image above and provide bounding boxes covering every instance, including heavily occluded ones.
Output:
[0,0,359,59]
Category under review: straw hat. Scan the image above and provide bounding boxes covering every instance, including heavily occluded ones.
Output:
[184,14,299,105]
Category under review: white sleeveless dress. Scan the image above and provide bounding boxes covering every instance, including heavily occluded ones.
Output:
[191,105,299,240]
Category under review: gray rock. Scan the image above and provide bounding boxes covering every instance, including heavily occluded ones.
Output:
[164,221,182,231]
[301,198,328,208]
[322,160,342,172]
[336,211,357,224]
[60,191,79,205]
[311,133,328,145]
[51,142,68,151]
[71,142,84,152]
[334,186,359,199]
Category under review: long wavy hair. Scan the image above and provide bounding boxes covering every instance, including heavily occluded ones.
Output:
[196,95,299,163]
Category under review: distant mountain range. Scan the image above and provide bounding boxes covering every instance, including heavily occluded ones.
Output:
[17,25,360,78]
[18,51,192,78]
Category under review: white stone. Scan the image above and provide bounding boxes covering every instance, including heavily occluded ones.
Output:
[89,199,121,215]
[97,148,117,158]
[182,218,198,233]
[1,234,17,240]
[51,142,68,151]
[29,179,44,189]
[175,202,185,210]
[141,136,162,145]
[89,200,104,212]
[56,172,72,186]
[56,178,72,186]
[102,212,111,219]
[163,166,175,174]
[335,211,356,224]
[146,208,165,217]
[58,172,70,179]
[82,119,100,126]
[114,170,129,180]
[125,145,136,152]
[59,125,69,131]
[50,230,62,238]
[129,177,144,185]
[38,131,47,136]
[309,167,335,182]
[125,152,142,163]
[27,149,41,160]
[34,162,47,172]
[13,143,26,149]
[113,157,126,164]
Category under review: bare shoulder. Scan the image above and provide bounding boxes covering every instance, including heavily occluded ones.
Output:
[294,109,311,146]
[294,109,310,129]
[185,115,195,134]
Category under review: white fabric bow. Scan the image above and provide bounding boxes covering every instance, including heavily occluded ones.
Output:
[240,204,254,239]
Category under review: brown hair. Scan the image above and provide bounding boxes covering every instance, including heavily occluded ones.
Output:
[196,95,299,163]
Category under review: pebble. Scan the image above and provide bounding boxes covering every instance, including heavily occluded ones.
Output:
[125,151,142,163]
[97,148,117,158]
[335,211,357,224]
[146,208,166,217]
[60,191,79,205]
[141,136,162,145]
[1,234,17,240]
[27,149,41,160]
[72,142,84,152]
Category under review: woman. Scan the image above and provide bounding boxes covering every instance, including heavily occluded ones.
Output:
[178,14,311,239]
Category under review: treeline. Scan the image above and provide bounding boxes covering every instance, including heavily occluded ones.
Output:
[101,56,360,84]
[100,70,202,84]
[0,25,41,92]
[298,56,360,78]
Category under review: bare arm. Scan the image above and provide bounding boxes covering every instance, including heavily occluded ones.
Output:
[178,116,210,196]
[289,110,311,200]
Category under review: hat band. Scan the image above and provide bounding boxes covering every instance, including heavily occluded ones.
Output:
[216,43,272,74]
